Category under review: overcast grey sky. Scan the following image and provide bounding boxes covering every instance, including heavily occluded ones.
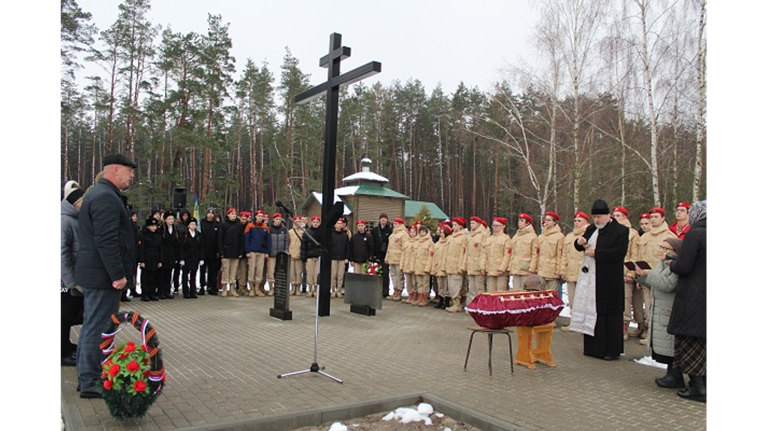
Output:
[76,0,538,94]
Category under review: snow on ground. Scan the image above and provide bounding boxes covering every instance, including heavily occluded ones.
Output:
[382,403,436,425]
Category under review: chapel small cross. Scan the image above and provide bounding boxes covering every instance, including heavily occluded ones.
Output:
[295,33,381,316]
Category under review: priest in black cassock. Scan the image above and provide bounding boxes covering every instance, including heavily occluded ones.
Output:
[573,199,629,360]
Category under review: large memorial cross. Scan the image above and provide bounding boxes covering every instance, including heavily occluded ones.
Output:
[295,33,381,316]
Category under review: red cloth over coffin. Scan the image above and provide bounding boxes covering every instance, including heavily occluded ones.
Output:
[465,291,565,329]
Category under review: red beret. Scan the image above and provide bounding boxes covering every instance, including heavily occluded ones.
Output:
[293,216,302,221]
[415,220,424,226]
[311,215,321,221]
[480,220,488,228]
[356,219,366,225]
[612,206,629,216]
[273,212,283,219]
[574,211,590,221]
[518,213,533,224]
[493,217,507,225]
[227,208,237,214]
[675,202,691,210]
[649,207,666,216]
[639,213,650,220]
[440,223,453,235]
[452,217,467,227]
[239,211,251,217]
[394,217,404,224]
[545,211,560,221]
[469,216,484,224]
[255,210,265,216]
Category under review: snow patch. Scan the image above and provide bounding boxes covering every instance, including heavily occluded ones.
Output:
[382,404,434,425]
[417,403,433,415]
[328,422,348,431]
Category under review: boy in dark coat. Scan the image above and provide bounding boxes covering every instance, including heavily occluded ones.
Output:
[159,211,182,299]
[181,218,203,298]
[139,218,164,301]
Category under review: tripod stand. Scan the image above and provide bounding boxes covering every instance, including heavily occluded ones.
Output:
[277,224,343,384]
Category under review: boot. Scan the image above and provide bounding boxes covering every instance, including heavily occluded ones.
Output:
[439,297,448,309]
[655,364,686,389]
[640,322,649,339]
[446,297,463,313]
[307,286,313,298]
[628,322,643,337]
[221,284,229,297]
[623,321,629,341]
[248,287,256,297]
[267,283,275,296]
[434,296,444,309]
[418,293,429,307]
[231,284,240,297]
[560,324,571,332]
[387,289,402,301]
[677,375,706,403]
[255,286,265,297]
[639,338,648,346]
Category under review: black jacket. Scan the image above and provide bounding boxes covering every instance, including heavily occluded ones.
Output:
[182,230,204,263]
[371,222,393,260]
[74,178,137,289]
[668,218,706,339]
[160,223,182,266]
[301,227,321,261]
[200,217,220,259]
[218,219,245,258]
[574,219,629,314]
[138,227,164,271]
[349,231,374,263]
[329,229,350,261]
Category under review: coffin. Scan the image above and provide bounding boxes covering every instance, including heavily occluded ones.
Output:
[465,290,565,329]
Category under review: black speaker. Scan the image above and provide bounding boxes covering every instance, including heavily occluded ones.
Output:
[173,187,187,209]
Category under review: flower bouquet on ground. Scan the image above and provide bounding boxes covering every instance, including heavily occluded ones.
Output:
[100,311,166,420]
[364,261,381,276]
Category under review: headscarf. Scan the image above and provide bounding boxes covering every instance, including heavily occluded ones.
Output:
[688,200,707,226]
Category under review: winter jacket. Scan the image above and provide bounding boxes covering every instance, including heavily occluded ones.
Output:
[371,222,393,260]
[637,259,678,358]
[561,226,587,283]
[384,224,408,265]
[182,230,204,264]
[668,218,706,339]
[74,178,137,290]
[301,227,322,261]
[636,222,675,270]
[463,226,488,275]
[138,227,164,271]
[537,224,564,279]
[268,223,289,257]
[443,229,467,275]
[200,217,221,259]
[288,226,305,260]
[400,235,419,274]
[61,200,80,291]
[245,222,271,255]
[413,235,434,275]
[617,218,641,277]
[349,231,374,263]
[481,232,512,275]
[329,229,350,261]
[509,225,539,275]
[218,219,245,259]
[431,236,448,276]
[160,223,183,267]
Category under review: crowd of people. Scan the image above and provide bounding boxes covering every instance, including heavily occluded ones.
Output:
[62,153,706,403]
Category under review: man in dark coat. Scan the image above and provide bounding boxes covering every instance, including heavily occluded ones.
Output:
[371,213,392,296]
[349,219,374,273]
[138,218,164,301]
[668,200,706,402]
[199,209,221,295]
[74,153,137,399]
[573,199,629,360]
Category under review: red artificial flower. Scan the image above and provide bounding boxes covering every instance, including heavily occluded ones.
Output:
[109,363,121,377]
[133,380,147,393]
[103,380,113,391]
[124,342,137,353]
[127,360,141,373]
[141,344,149,352]
[143,370,150,377]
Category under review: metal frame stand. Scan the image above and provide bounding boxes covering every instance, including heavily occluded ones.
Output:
[277,272,343,383]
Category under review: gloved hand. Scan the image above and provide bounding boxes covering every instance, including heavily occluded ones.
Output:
[180,260,185,267]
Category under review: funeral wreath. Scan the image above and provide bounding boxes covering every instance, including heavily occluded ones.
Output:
[99,311,166,420]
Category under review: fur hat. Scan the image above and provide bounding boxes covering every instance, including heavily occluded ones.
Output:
[591,199,610,215]
[664,237,683,254]
[523,274,547,292]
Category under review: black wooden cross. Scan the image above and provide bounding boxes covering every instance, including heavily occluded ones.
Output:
[295,33,381,316]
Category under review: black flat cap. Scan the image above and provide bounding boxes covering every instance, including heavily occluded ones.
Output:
[103,153,138,168]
